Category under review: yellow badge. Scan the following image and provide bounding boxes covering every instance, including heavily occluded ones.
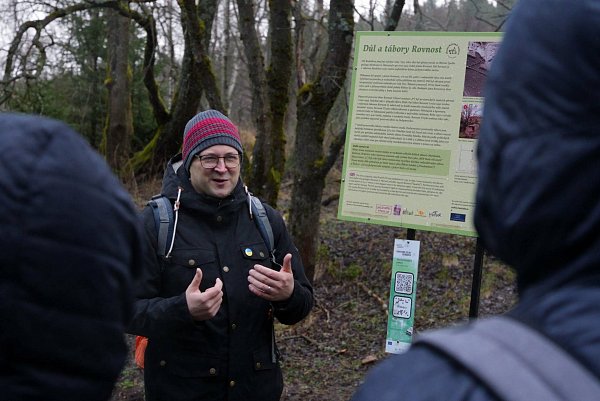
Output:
[245,248,253,256]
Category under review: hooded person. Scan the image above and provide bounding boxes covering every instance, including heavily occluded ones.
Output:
[128,110,314,401]
[0,113,143,401]
[350,0,600,400]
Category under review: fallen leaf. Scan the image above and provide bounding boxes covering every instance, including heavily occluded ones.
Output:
[361,355,378,365]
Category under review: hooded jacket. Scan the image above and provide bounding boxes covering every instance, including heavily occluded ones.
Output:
[351,1,600,400]
[0,113,143,401]
[128,154,313,401]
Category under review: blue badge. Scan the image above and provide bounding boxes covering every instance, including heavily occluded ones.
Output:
[245,248,253,256]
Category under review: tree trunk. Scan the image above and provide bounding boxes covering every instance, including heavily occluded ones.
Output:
[104,8,133,176]
[385,0,407,31]
[236,0,272,197]
[222,0,232,112]
[130,0,223,176]
[237,0,292,206]
[264,0,293,204]
[289,0,354,282]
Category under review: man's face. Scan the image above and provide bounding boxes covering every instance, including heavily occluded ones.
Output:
[189,145,241,198]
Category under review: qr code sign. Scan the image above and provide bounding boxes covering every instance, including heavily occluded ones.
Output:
[394,272,414,294]
[392,296,412,319]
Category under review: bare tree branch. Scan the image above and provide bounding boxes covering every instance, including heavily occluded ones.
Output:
[1,0,170,122]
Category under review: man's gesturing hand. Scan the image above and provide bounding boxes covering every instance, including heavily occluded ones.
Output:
[248,253,294,301]
[185,268,223,321]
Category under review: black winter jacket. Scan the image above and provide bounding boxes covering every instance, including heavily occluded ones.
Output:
[0,113,143,401]
[351,1,600,400]
[128,155,313,401]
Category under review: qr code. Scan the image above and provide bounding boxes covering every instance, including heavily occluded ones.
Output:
[392,296,412,319]
[394,272,414,294]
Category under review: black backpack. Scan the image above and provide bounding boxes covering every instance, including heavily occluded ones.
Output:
[415,315,600,401]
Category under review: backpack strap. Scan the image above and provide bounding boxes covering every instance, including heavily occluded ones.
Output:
[246,191,277,364]
[249,195,275,263]
[148,195,174,258]
[149,190,275,263]
[415,316,600,401]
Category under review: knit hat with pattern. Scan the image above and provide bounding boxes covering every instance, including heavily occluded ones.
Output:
[182,110,243,172]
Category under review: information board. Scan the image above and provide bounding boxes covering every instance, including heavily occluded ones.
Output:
[338,32,503,236]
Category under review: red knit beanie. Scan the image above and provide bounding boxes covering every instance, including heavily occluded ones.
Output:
[182,110,243,172]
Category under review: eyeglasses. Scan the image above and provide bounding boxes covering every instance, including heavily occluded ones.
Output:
[195,153,241,169]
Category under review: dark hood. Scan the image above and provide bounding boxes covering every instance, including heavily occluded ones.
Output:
[159,153,186,198]
[0,113,143,400]
[474,0,600,294]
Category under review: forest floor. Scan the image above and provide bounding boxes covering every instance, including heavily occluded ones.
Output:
[110,171,517,401]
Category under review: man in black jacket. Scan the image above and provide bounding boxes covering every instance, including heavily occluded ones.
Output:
[351,0,600,400]
[128,110,314,401]
[0,113,143,401]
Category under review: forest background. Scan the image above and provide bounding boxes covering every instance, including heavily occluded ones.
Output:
[0,0,518,399]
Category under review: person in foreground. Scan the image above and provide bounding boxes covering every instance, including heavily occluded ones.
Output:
[351,0,600,400]
[128,110,314,401]
[0,113,143,401]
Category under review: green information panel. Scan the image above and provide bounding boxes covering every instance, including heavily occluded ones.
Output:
[338,32,503,236]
